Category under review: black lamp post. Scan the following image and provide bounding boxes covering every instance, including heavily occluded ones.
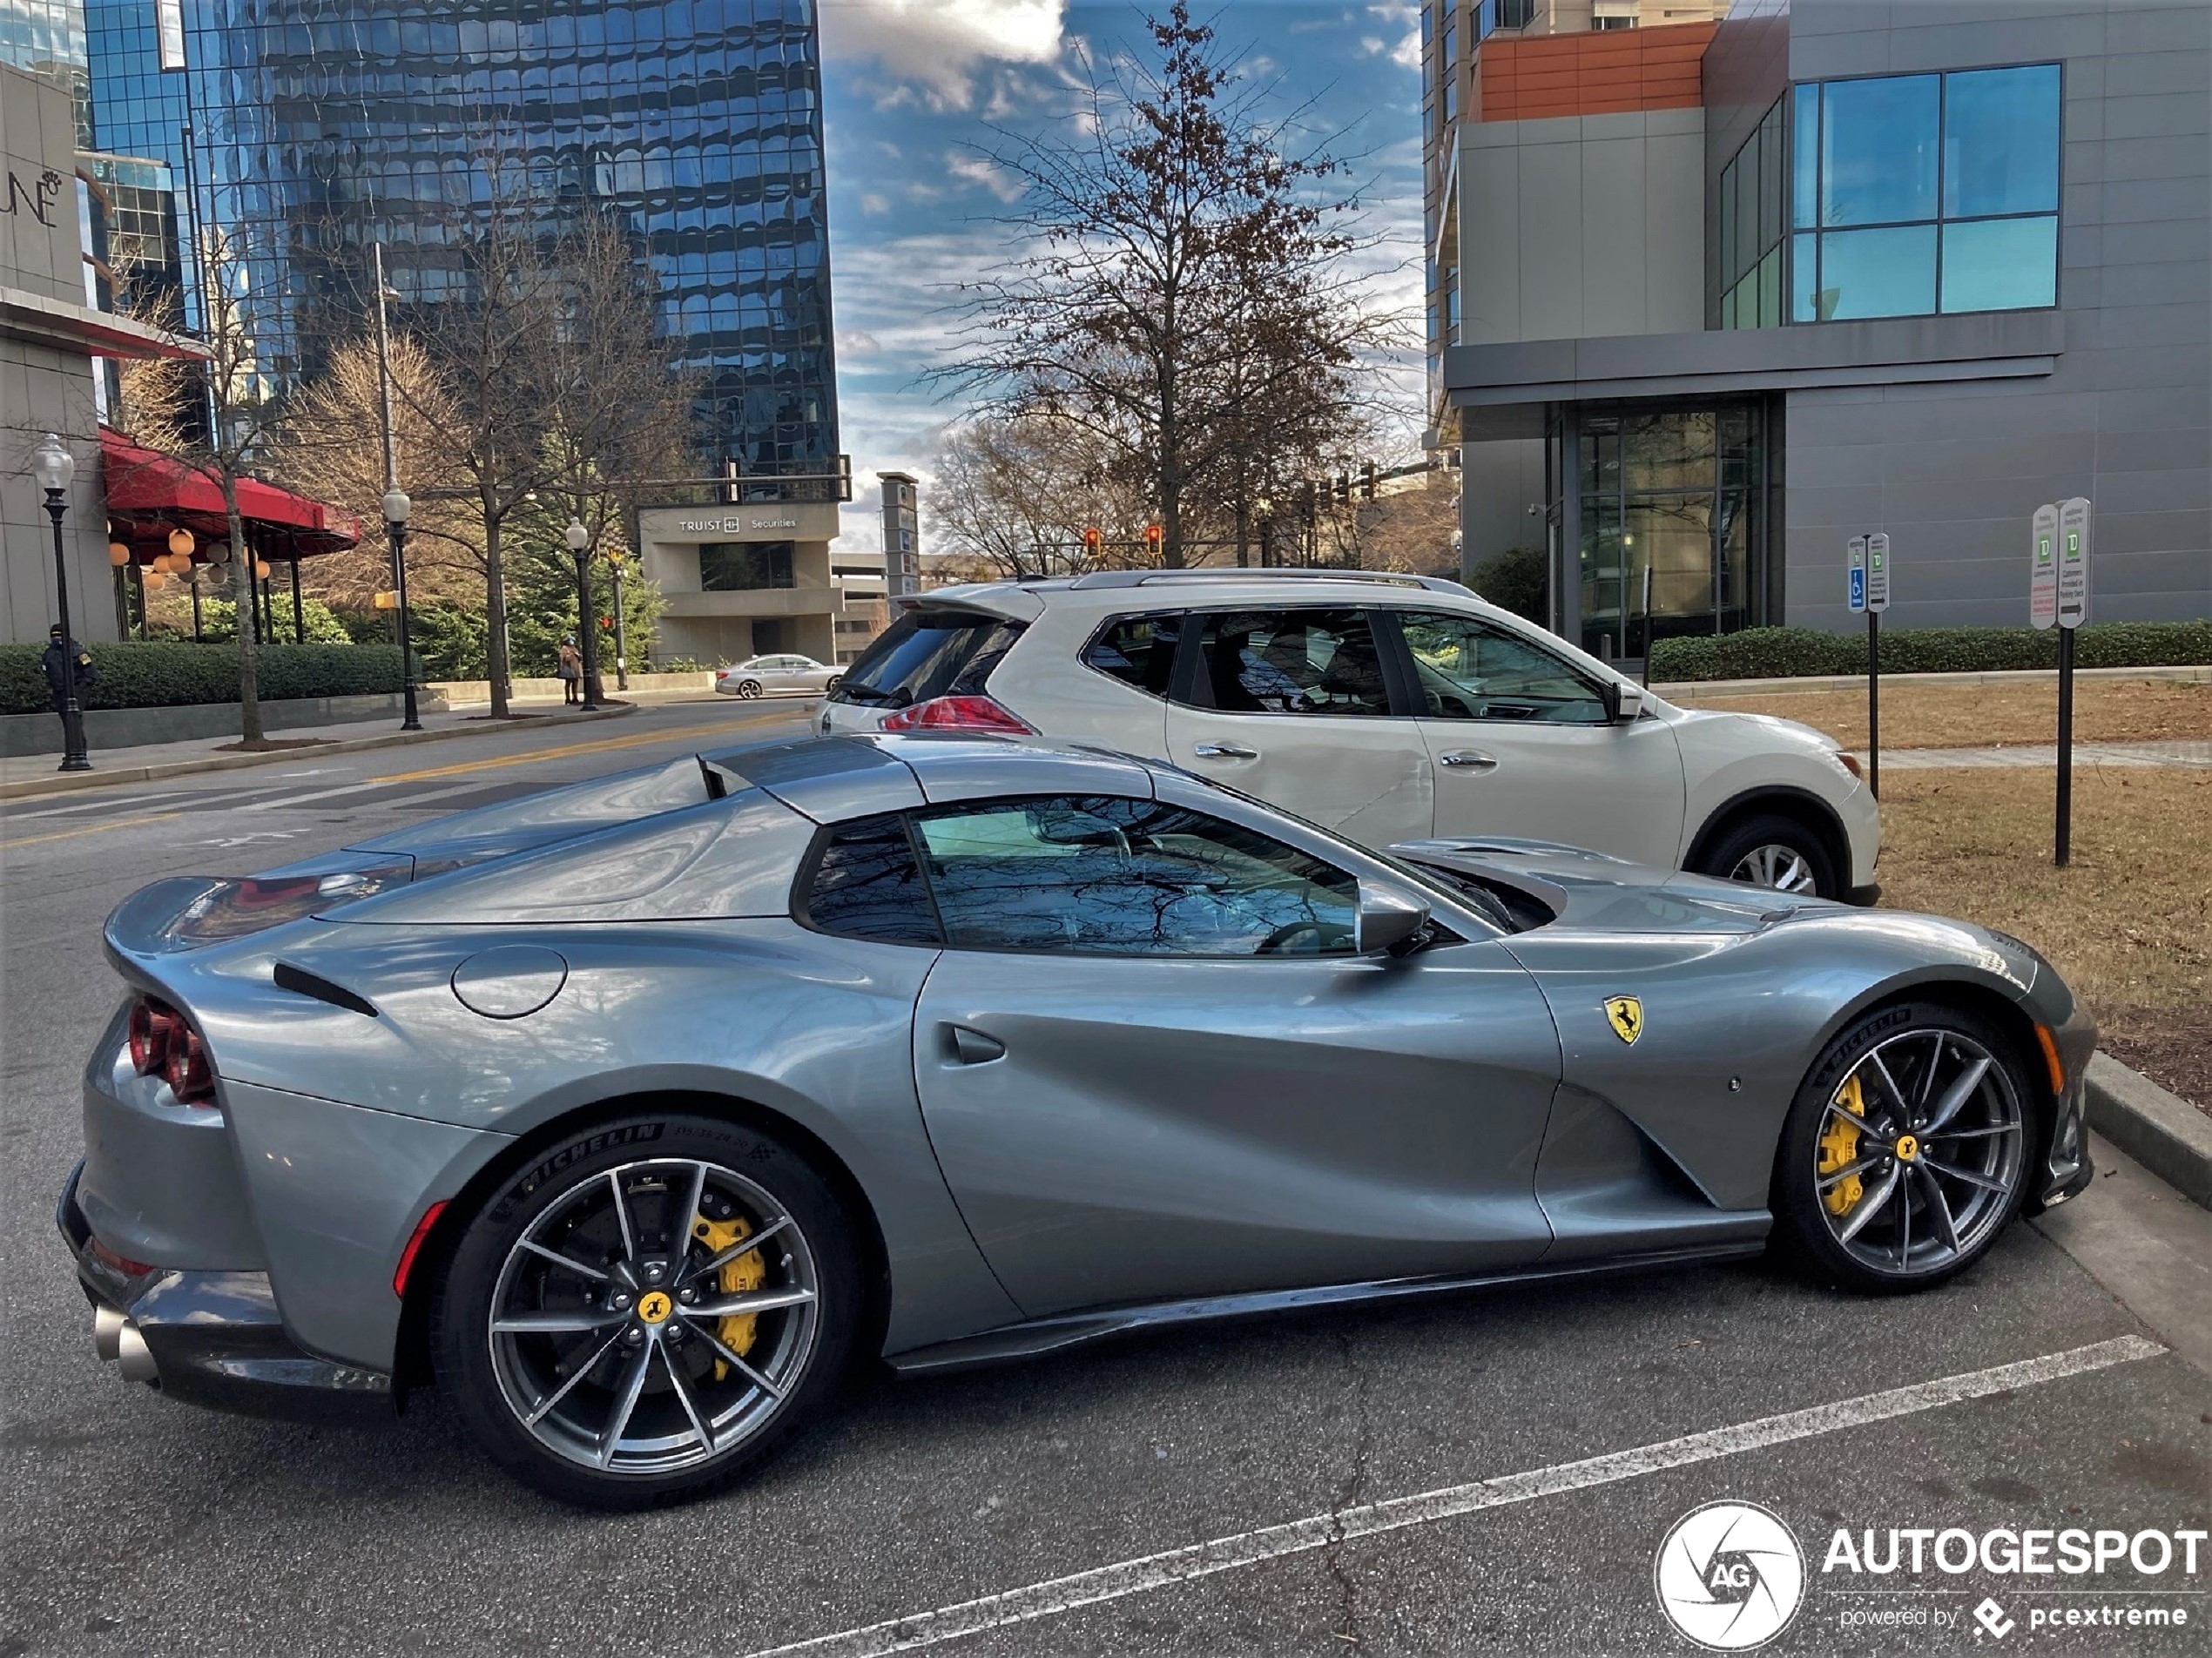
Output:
[607,550,631,691]
[33,434,91,772]
[565,516,604,710]
[383,486,421,731]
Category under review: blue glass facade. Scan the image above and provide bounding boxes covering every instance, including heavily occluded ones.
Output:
[68,0,839,471]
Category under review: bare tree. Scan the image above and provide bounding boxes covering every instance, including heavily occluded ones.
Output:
[929,411,1147,579]
[270,332,484,610]
[531,212,695,702]
[939,3,1399,568]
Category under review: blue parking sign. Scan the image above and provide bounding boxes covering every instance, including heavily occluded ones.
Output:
[1848,566,1866,611]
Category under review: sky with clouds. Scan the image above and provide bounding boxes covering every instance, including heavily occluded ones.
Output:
[815,0,1427,552]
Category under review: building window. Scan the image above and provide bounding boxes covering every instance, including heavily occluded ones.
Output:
[1592,13,1636,29]
[1569,407,1771,661]
[700,542,795,591]
[1496,0,1536,25]
[1791,64,2060,322]
[1718,97,1787,329]
[1440,15,1456,71]
[1442,68,1458,125]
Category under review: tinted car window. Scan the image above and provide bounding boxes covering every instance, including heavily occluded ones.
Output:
[1082,613,1183,699]
[826,610,1026,710]
[799,816,944,944]
[1395,611,1606,724]
[1188,609,1391,717]
[911,795,1358,956]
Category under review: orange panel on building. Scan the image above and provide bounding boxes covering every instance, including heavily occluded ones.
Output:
[1476,21,1717,122]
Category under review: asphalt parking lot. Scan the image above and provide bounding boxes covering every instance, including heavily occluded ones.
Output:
[3,701,2207,1657]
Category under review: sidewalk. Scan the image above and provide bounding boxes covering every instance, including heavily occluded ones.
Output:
[1860,738,2211,770]
[0,691,719,804]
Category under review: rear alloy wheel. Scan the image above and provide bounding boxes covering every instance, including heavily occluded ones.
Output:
[434,1115,860,1506]
[734,679,763,699]
[1771,1003,2034,1292]
[1696,813,1838,900]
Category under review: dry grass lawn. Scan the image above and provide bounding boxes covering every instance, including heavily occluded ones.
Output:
[1689,677,2212,751]
[1872,766,2212,1107]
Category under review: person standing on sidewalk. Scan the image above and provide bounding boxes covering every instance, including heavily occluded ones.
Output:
[556,636,582,705]
[43,623,96,730]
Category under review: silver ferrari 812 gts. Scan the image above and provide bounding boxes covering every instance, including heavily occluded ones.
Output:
[61,733,2094,1506]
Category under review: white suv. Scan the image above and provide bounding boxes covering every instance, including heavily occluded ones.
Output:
[819,570,1880,901]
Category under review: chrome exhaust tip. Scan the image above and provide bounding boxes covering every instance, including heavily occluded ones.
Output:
[116,1321,159,1385]
[94,1303,125,1363]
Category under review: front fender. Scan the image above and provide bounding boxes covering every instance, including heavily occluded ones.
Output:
[1505,911,2037,1211]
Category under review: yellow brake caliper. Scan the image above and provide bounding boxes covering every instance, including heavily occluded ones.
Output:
[691,1214,765,1380]
[1819,1073,1868,1217]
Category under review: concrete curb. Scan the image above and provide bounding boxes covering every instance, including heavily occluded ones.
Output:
[0,702,637,805]
[2085,1051,2212,1211]
[1657,664,2209,700]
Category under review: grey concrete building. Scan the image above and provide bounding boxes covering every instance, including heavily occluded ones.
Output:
[2,62,193,647]
[1439,0,2211,659]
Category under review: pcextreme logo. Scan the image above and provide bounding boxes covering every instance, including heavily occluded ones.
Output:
[1654,1502,1806,1650]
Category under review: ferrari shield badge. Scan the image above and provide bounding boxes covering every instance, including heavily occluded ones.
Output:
[1604,995,1643,1046]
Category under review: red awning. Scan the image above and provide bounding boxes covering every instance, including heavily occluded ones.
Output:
[98,427,362,562]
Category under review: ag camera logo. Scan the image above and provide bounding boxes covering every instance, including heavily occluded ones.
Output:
[1655,1501,1806,1650]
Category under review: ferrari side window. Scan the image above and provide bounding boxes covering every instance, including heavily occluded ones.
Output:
[1394,611,1607,724]
[911,794,1359,957]
[799,815,944,945]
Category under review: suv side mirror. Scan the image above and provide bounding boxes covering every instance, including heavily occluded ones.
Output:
[1354,880,1431,956]
[1604,682,1643,724]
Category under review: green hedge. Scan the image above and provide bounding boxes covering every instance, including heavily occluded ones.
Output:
[1649,622,2212,684]
[0,641,402,716]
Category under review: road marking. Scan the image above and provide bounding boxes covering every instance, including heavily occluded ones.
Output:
[0,811,186,851]
[286,714,772,796]
[745,1335,2167,1658]
[4,788,197,819]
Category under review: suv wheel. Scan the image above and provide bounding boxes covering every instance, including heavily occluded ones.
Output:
[1695,812,1838,899]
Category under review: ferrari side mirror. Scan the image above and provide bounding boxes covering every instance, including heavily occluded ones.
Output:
[1354,880,1431,956]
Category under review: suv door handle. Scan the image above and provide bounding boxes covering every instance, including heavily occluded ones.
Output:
[1190,741,1259,760]
[945,1025,1006,1065]
[1438,749,1499,772]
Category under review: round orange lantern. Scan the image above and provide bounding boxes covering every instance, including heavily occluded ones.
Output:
[167,528,194,557]
[109,542,131,568]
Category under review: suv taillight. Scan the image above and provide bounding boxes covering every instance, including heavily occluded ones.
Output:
[126,994,217,1106]
[879,695,1035,734]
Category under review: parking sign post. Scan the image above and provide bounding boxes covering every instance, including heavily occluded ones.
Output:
[2053,499,2090,866]
[1847,535,1885,799]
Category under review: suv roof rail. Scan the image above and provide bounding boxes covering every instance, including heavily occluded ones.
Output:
[1066,568,1476,596]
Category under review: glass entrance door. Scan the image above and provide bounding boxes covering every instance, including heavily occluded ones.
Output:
[1575,406,1767,662]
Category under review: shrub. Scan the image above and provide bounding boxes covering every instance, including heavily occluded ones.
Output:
[1649,621,2212,683]
[1468,547,1548,625]
[147,595,359,645]
[0,641,401,716]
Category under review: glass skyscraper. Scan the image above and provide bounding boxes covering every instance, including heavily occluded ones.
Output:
[52,0,840,474]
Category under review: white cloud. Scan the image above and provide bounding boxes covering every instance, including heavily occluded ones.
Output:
[947,152,1026,203]
[860,190,891,214]
[1360,36,1386,55]
[839,329,885,356]
[819,0,1067,111]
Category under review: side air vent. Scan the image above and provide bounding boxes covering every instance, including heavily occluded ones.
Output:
[273,962,379,1018]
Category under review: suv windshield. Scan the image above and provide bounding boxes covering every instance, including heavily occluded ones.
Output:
[826,610,1027,708]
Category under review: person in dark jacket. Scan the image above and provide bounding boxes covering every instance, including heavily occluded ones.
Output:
[42,623,96,713]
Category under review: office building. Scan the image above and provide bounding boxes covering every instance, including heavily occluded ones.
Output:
[1434,0,2211,657]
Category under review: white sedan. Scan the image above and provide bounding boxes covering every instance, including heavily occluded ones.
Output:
[713,654,842,698]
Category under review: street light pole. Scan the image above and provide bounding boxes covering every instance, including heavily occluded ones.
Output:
[369,243,421,731]
[384,487,420,730]
[33,434,91,772]
[608,552,631,691]
[564,516,604,709]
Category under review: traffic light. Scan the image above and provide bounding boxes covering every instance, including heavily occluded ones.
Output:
[1081,526,1102,560]
[1359,462,1379,501]
[1299,481,1318,527]
[1333,475,1350,503]
[1142,523,1163,557]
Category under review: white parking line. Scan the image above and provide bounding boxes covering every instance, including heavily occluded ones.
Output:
[746,1335,2167,1658]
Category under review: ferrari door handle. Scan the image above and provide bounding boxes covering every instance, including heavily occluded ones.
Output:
[945,1025,1006,1065]
[1438,750,1499,772]
[1190,741,1259,760]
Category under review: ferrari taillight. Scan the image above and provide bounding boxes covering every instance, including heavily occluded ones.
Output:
[880,694,1035,735]
[126,994,216,1106]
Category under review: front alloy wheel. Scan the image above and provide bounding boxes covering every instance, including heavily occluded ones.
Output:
[435,1116,859,1506]
[1772,1004,2034,1291]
